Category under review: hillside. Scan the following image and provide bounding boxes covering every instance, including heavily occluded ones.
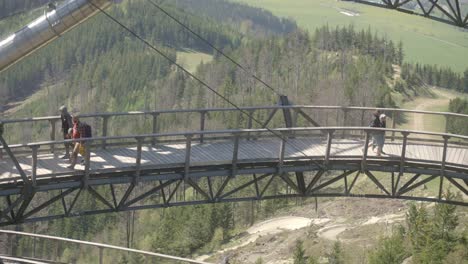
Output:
[234,0,468,72]
[0,1,467,263]
[0,0,297,115]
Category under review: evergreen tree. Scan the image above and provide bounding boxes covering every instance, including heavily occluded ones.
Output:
[463,69,468,93]
[368,227,408,264]
[293,240,307,264]
[397,41,404,65]
[327,241,344,264]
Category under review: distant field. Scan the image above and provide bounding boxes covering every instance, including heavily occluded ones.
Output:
[176,49,213,73]
[234,0,468,72]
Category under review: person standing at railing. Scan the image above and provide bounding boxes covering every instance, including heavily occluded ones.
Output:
[366,110,386,156]
[368,110,382,151]
[59,106,73,159]
[67,115,86,169]
[375,114,387,156]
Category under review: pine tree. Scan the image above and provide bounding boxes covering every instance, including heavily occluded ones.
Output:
[463,68,468,93]
[327,241,344,264]
[368,227,408,264]
[293,240,307,264]
[397,41,404,65]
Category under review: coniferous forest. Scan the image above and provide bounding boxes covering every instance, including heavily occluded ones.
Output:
[0,0,467,263]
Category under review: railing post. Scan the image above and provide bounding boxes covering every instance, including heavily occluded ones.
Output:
[360,109,366,138]
[391,111,398,141]
[0,122,3,159]
[49,120,56,154]
[83,141,91,189]
[31,146,39,187]
[439,135,450,200]
[278,131,287,174]
[395,131,409,195]
[151,113,159,146]
[341,108,348,138]
[184,135,192,180]
[236,111,242,129]
[199,111,206,143]
[135,137,144,184]
[101,116,109,149]
[247,109,254,140]
[231,133,240,177]
[325,130,334,168]
[444,114,450,133]
[361,130,370,172]
[99,246,104,264]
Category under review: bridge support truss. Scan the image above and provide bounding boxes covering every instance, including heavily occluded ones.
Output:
[0,161,466,226]
[352,0,468,28]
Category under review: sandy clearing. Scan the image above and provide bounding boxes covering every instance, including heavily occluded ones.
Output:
[317,224,349,241]
[196,216,317,261]
[362,213,405,225]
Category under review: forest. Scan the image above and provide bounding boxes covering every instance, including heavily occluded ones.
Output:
[0,0,467,263]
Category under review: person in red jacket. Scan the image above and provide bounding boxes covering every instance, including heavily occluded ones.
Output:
[67,115,85,169]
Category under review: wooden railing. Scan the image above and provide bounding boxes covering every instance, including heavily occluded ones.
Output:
[2,127,467,187]
[1,105,467,150]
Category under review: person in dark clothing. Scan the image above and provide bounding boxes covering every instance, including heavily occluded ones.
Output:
[376,114,387,155]
[368,110,381,148]
[366,110,386,156]
[59,105,73,159]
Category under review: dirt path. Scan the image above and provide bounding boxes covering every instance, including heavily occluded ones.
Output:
[315,213,405,242]
[405,88,459,131]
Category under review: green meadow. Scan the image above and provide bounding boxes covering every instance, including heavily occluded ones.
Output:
[176,49,213,73]
[235,0,468,72]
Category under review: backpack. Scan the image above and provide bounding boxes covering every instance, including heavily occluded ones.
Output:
[82,122,92,138]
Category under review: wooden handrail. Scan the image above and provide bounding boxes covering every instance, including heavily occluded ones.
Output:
[10,127,467,148]
[0,127,467,152]
[1,105,467,124]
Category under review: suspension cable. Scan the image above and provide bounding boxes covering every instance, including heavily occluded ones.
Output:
[88,2,324,170]
[146,0,283,97]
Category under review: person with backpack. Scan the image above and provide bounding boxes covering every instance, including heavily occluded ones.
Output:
[67,115,91,169]
[59,106,73,159]
[375,114,387,156]
[365,110,387,156]
[366,111,387,156]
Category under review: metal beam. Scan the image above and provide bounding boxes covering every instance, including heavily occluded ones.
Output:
[123,180,177,208]
[0,136,30,184]
[398,175,439,195]
[220,173,272,199]
[309,170,355,194]
[305,170,325,194]
[23,188,77,220]
[88,186,114,210]
[364,171,391,196]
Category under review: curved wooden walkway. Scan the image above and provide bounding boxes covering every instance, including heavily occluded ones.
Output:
[1,135,467,181]
[0,106,467,225]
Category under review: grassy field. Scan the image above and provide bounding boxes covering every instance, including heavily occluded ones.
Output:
[176,49,213,73]
[234,0,468,72]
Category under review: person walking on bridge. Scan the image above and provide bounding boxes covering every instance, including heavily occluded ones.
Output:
[374,114,387,156]
[59,106,72,159]
[367,110,386,156]
[67,115,85,169]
